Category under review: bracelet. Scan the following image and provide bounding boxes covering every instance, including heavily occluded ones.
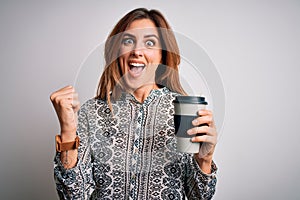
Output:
[55,135,80,152]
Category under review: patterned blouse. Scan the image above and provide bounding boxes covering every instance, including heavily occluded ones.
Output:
[54,87,217,199]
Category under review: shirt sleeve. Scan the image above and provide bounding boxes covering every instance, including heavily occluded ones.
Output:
[54,102,95,199]
[184,154,217,200]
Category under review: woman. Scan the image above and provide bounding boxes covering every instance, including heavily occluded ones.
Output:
[50,8,217,199]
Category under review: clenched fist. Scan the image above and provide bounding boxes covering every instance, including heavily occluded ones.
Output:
[50,85,80,142]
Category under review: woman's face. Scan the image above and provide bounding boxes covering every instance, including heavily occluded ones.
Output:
[118,18,162,90]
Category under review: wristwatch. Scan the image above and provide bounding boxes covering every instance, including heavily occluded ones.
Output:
[55,135,80,152]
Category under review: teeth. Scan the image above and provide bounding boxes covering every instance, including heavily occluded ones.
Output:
[129,63,145,67]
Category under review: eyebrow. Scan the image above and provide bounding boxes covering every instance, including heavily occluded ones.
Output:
[144,34,160,40]
[123,33,159,40]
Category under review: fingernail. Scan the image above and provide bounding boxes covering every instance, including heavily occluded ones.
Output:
[192,119,197,125]
[187,130,192,135]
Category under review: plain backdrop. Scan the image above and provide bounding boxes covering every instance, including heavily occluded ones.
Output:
[0,1,299,199]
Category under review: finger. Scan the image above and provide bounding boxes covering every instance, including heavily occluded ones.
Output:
[187,126,216,137]
[192,115,213,126]
[50,86,75,101]
[53,93,76,107]
[59,85,73,91]
[197,109,213,116]
[52,87,74,99]
[191,134,217,145]
[187,125,210,135]
[53,92,75,102]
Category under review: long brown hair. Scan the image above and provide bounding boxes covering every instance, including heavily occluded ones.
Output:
[95,8,186,105]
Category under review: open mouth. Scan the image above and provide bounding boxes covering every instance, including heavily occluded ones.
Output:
[128,62,146,76]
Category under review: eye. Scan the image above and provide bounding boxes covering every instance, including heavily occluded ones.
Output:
[145,40,155,47]
[122,38,134,46]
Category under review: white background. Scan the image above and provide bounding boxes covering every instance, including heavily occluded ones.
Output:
[0,1,299,199]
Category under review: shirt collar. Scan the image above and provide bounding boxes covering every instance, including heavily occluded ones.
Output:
[120,87,170,105]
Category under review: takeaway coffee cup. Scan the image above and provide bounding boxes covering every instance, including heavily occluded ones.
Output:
[173,96,208,153]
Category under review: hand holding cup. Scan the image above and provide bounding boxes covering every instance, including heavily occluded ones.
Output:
[173,96,217,158]
[187,109,217,159]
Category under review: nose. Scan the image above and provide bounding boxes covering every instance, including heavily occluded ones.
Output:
[130,43,144,57]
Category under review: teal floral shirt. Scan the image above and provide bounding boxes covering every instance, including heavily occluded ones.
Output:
[54,87,217,199]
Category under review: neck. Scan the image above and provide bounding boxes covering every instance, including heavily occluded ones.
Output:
[132,84,159,103]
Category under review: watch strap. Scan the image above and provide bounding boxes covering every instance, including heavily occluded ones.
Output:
[56,135,80,152]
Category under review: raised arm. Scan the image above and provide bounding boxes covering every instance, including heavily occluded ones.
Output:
[50,86,95,199]
[50,85,79,169]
